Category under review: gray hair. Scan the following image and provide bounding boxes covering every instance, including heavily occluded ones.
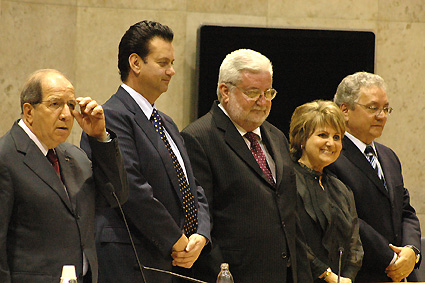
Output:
[216,49,273,100]
[334,71,387,108]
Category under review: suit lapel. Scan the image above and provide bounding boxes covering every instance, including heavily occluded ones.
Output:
[375,143,395,203]
[261,124,283,186]
[342,136,389,198]
[211,102,274,188]
[114,88,183,199]
[11,123,74,212]
[56,146,78,211]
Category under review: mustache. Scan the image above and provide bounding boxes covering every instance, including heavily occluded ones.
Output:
[251,106,267,111]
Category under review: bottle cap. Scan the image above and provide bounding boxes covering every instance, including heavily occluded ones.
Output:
[61,265,77,280]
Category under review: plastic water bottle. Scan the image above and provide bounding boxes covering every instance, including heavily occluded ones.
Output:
[216,263,234,283]
[60,265,78,283]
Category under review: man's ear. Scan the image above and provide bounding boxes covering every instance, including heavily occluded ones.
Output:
[340,103,350,122]
[219,83,231,104]
[129,53,142,75]
[22,103,34,125]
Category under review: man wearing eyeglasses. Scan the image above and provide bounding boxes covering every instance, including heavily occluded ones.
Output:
[327,72,421,282]
[180,49,312,283]
[0,69,128,283]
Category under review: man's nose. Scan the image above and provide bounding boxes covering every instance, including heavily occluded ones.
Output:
[375,109,387,119]
[59,103,73,119]
[166,66,176,76]
[256,93,267,105]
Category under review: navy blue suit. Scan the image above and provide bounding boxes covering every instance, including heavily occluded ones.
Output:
[81,86,210,283]
[327,136,420,282]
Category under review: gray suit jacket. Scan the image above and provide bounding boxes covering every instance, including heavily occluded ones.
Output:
[0,121,128,283]
[181,101,312,283]
[327,136,420,282]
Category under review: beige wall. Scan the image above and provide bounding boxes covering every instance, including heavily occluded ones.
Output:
[1,0,425,231]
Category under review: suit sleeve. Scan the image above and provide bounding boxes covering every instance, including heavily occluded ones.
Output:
[87,131,129,207]
[386,149,420,266]
[0,164,13,282]
[401,186,421,267]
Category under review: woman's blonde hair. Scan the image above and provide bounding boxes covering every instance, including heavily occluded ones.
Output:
[289,100,346,160]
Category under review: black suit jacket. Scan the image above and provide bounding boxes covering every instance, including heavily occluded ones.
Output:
[81,86,211,283]
[181,101,312,283]
[327,136,421,282]
[0,121,128,283]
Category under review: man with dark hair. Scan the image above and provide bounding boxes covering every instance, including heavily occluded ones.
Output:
[81,20,211,283]
[0,69,128,283]
[328,72,421,282]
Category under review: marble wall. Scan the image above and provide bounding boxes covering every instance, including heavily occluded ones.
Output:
[1,0,425,230]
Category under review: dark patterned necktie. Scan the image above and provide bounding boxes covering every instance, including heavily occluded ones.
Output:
[245,132,275,187]
[365,145,386,188]
[47,149,61,177]
[151,108,198,235]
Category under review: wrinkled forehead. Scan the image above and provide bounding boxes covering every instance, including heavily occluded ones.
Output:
[41,73,75,100]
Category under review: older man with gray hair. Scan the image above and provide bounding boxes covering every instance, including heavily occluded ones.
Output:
[328,71,421,282]
[181,49,312,283]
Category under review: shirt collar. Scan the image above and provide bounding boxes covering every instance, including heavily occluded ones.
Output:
[18,119,49,156]
[345,131,376,154]
[121,83,156,119]
[217,103,262,139]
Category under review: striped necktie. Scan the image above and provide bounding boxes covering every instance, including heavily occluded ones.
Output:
[245,132,276,187]
[364,145,386,188]
[151,108,198,235]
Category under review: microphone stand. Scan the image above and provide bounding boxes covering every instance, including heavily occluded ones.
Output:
[338,247,344,283]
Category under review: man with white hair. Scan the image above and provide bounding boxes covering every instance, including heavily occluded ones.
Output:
[181,49,312,282]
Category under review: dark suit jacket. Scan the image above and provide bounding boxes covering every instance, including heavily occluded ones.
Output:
[0,121,128,283]
[180,101,313,283]
[80,86,211,283]
[327,136,421,282]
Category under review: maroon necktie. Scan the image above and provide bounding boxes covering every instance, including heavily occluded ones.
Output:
[245,132,275,187]
[47,149,61,177]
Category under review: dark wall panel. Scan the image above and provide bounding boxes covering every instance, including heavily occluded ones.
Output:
[196,25,375,136]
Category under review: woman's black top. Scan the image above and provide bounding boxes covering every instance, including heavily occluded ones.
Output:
[294,161,363,282]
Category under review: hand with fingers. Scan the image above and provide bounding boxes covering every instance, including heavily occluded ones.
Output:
[72,97,108,141]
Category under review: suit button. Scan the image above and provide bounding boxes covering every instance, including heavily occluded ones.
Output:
[281,252,287,259]
[276,192,280,197]
[281,221,285,227]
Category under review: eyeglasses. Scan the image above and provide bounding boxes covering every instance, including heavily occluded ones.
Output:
[354,102,393,116]
[37,99,78,111]
[227,83,277,101]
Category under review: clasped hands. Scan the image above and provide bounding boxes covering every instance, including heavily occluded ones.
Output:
[385,244,416,282]
[171,233,207,268]
[323,271,352,283]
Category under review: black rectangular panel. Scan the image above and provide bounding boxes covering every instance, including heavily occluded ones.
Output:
[196,25,375,136]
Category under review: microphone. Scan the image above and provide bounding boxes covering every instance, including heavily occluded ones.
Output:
[338,247,344,283]
[111,191,207,283]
